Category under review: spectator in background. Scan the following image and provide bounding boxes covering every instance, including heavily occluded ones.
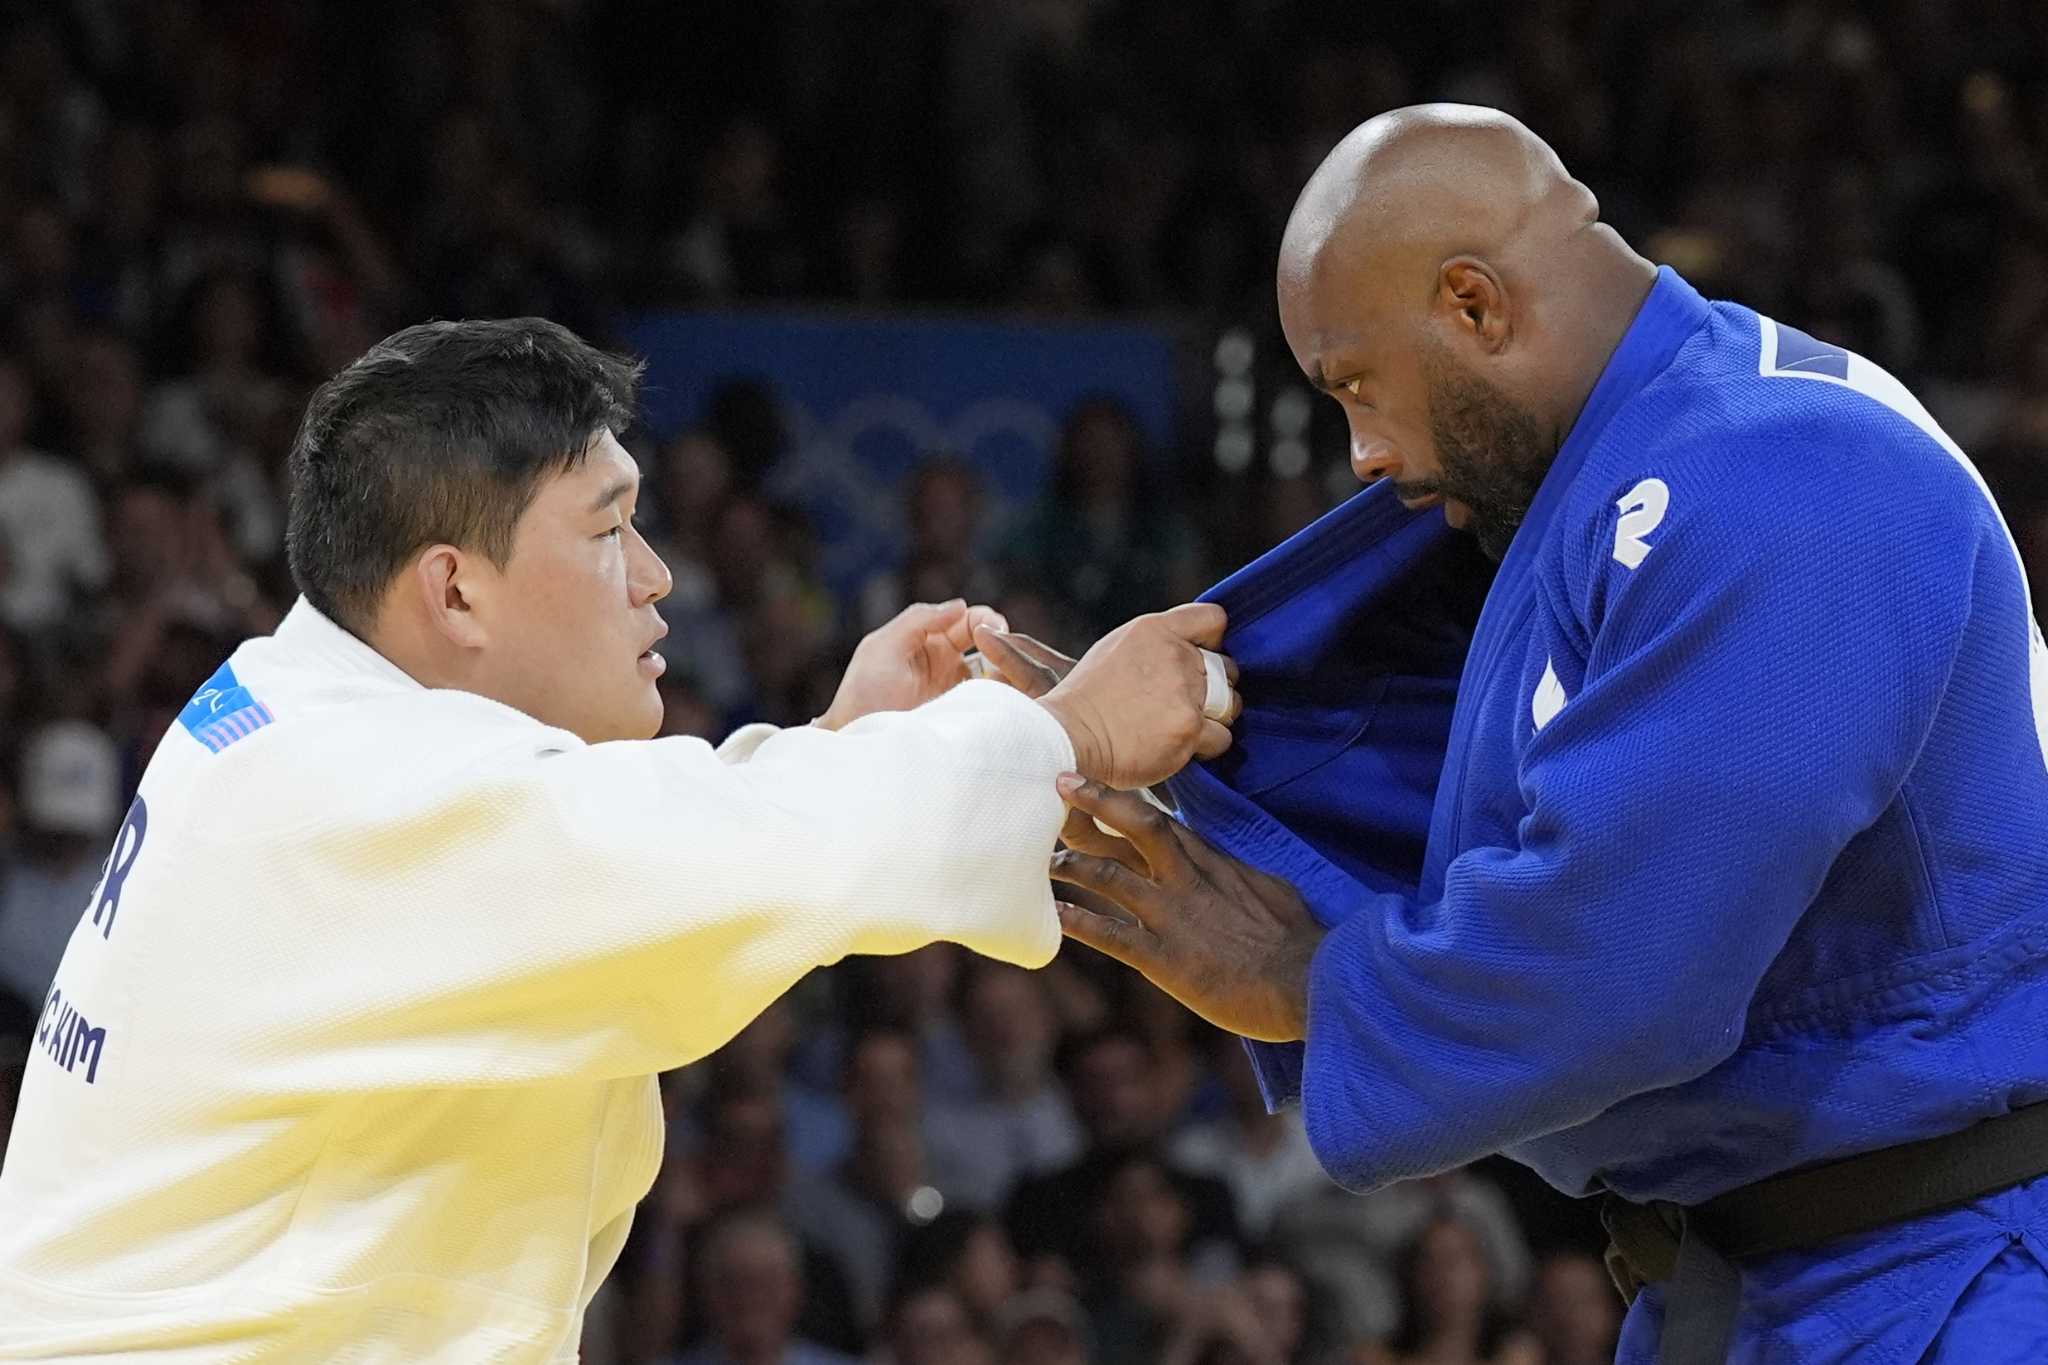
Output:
[1005,1027,1240,1283]
[959,962,1085,1187]
[669,118,808,302]
[54,327,146,490]
[788,1029,1011,1335]
[1004,397,1201,647]
[1239,1257,1316,1365]
[1169,1034,1331,1242]
[663,1208,859,1365]
[647,430,753,723]
[694,996,852,1178]
[7,201,83,324]
[245,162,408,376]
[410,108,599,333]
[138,269,290,563]
[860,455,1002,634]
[628,1085,860,1362]
[141,270,286,474]
[1361,1216,1539,1365]
[891,1211,1023,1347]
[1156,1278,1298,1365]
[657,670,726,742]
[1521,1254,1620,1365]
[656,429,738,552]
[992,1288,1093,1365]
[1082,1150,1238,1365]
[877,1284,993,1365]
[1270,1165,1532,1350]
[95,464,280,712]
[828,196,911,308]
[0,721,122,1032]
[1118,980,1219,1130]
[796,948,983,1110]
[713,495,839,726]
[73,121,166,343]
[0,358,109,635]
[155,115,267,315]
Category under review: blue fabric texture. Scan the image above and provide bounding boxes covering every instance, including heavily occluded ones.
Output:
[1167,268,2048,1358]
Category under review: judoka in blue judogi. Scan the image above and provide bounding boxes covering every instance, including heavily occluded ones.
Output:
[1011,106,2048,1363]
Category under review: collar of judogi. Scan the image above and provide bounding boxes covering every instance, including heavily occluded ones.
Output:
[1497,264,1715,584]
[273,595,428,692]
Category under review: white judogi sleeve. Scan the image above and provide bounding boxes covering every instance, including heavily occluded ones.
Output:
[0,600,1078,1361]
[201,677,1073,1090]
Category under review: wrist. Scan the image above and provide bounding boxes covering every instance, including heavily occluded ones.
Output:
[1037,692,1101,780]
[1279,935,1319,1041]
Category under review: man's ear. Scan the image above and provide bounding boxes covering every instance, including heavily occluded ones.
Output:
[413,545,491,650]
[1438,256,1511,354]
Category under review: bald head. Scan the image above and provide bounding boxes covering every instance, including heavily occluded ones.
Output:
[1277,104,1654,560]
[1280,104,1591,303]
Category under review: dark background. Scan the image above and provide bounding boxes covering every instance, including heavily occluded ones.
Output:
[1,3,2045,1363]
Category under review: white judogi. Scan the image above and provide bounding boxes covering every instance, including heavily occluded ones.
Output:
[0,599,1072,1361]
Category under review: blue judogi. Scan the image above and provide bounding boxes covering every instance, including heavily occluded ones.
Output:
[1166,268,2048,1360]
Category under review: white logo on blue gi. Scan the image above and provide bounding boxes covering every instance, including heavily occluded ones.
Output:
[1533,657,1567,732]
[1613,478,1670,570]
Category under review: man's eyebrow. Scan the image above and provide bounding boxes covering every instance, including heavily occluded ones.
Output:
[1306,361,1346,392]
[587,475,638,514]
[1306,360,1363,394]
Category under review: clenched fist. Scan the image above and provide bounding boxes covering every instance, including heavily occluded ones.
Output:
[1024,603,1236,790]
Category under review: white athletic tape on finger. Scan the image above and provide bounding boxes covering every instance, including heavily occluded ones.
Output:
[1201,648,1234,721]
[1093,786,1176,839]
[964,651,995,681]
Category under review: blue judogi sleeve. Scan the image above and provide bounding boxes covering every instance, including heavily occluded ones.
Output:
[1261,439,1975,1193]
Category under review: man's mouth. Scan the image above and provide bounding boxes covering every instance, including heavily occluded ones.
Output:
[639,623,670,674]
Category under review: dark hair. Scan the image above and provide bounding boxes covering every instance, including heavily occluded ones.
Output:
[285,317,642,635]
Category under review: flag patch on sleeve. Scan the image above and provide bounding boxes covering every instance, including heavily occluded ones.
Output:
[178,661,276,753]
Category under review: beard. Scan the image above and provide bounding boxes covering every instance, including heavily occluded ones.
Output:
[1408,341,1556,562]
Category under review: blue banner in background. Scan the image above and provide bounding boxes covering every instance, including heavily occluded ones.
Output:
[619,310,1178,595]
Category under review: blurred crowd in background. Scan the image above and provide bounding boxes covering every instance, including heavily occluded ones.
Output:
[1,1,2045,1361]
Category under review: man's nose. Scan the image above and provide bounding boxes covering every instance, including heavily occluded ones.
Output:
[1351,435,1402,484]
[632,538,673,607]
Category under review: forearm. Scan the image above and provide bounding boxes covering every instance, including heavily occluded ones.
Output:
[707,679,1075,964]
[225,682,1073,1085]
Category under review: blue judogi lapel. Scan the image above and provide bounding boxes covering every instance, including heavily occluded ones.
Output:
[1162,483,1492,919]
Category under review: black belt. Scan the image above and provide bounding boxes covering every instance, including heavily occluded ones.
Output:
[1601,1100,2048,1365]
